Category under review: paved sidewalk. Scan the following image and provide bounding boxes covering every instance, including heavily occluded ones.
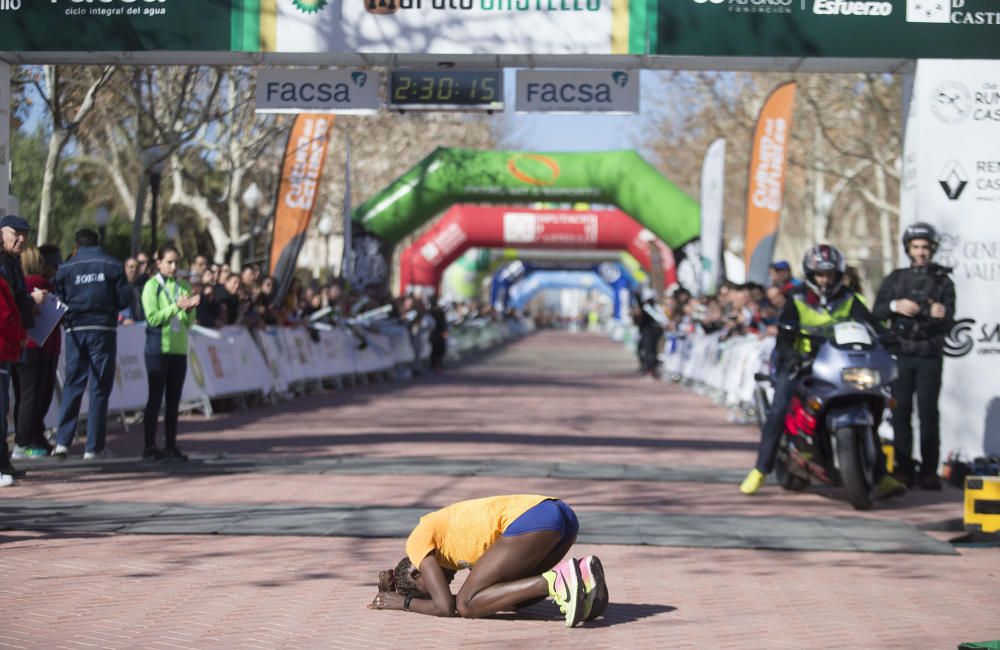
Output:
[1,331,997,649]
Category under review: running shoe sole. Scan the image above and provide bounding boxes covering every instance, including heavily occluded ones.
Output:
[583,555,609,622]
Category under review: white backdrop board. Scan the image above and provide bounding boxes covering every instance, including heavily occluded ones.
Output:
[900,59,1000,460]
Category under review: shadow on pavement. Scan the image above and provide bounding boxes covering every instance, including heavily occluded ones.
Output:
[590,602,678,627]
[488,602,676,626]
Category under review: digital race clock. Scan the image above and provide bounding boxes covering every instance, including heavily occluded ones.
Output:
[388,70,504,111]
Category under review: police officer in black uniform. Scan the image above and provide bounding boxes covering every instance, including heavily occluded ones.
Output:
[873,222,956,490]
[52,229,131,460]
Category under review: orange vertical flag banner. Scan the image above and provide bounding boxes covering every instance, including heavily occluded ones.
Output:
[269,114,336,304]
[743,82,796,285]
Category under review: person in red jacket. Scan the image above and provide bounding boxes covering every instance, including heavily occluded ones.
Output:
[0,271,28,487]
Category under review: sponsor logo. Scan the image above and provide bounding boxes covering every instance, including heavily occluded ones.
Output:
[365,0,601,15]
[907,0,1000,25]
[293,0,330,13]
[935,232,1000,282]
[351,72,368,88]
[50,0,168,17]
[939,160,969,200]
[813,0,891,16]
[524,73,621,105]
[907,0,950,22]
[973,160,1000,200]
[750,117,788,211]
[930,80,972,124]
[424,222,467,261]
[507,154,560,186]
[0,0,21,11]
[74,272,106,285]
[945,317,1000,357]
[693,0,795,14]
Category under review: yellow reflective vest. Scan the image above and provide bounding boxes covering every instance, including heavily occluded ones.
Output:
[792,292,860,355]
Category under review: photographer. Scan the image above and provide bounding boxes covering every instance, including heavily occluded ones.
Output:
[873,222,956,490]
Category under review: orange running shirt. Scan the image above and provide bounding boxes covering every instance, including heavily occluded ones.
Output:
[405,494,552,570]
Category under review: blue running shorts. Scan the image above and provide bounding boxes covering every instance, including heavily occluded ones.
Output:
[502,499,579,546]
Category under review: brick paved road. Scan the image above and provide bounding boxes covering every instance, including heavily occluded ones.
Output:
[1,331,997,649]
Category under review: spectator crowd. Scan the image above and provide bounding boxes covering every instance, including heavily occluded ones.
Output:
[0,216,504,487]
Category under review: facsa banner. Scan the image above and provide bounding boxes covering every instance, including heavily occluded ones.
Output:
[515,69,639,114]
[255,69,380,114]
[900,59,1000,460]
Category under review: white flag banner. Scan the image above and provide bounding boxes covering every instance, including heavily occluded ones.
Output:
[901,59,1000,460]
[699,138,726,296]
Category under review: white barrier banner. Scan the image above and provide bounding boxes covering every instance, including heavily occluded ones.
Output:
[902,59,1000,459]
[109,325,149,412]
[187,326,273,398]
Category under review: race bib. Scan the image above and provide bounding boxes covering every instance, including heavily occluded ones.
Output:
[833,322,872,346]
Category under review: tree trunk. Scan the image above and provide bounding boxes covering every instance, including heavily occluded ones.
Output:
[875,164,894,275]
[228,168,244,269]
[38,129,69,245]
[131,172,149,257]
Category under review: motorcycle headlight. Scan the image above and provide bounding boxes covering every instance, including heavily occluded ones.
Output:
[842,367,880,390]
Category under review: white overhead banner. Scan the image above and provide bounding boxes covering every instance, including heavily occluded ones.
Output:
[275,0,615,55]
[255,69,380,114]
[0,62,10,219]
[514,69,639,114]
[699,138,726,296]
[900,59,1000,460]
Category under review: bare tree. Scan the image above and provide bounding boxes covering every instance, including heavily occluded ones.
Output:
[32,64,115,243]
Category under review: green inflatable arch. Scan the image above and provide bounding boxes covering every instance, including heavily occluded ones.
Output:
[352,148,700,250]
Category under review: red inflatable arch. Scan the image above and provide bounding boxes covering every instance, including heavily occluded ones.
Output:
[400,205,676,293]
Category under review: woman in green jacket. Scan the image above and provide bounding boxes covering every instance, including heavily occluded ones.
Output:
[141,245,199,461]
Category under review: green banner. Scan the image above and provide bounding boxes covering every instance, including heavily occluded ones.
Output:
[353,147,700,250]
[650,1,1000,59]
[0,0,235,51]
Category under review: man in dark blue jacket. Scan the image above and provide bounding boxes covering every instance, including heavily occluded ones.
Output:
[52,229,131,460]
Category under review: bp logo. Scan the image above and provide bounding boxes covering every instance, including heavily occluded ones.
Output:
[293,0,330,13]
[931,81,972,124]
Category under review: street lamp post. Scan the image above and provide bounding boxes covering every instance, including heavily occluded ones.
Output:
[148,158,167,256]
[241,182,262,266]
[95,206,110,247]
[133,145,168,258]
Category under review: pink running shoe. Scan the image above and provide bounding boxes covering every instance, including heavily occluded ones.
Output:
[543,557,585,627]
[577,555,609,622]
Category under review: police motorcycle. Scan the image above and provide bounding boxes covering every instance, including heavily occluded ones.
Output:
[754,320,898,510]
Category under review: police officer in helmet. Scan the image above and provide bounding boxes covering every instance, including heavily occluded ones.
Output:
[873,222,956,490]
[740,244,905,499]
